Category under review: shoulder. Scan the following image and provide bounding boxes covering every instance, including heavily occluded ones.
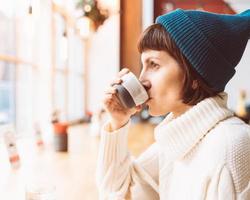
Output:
[211,116,250,144]
[206,117,250,152]
[213,117,250,193]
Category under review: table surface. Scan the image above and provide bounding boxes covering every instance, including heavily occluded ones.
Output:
[0,123,155,200]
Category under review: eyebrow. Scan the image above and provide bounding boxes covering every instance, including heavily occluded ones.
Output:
[144,57,160,63]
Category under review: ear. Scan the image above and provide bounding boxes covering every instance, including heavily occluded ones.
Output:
[192,80,198,90]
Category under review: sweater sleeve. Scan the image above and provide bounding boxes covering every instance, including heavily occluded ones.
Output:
[206,125,250,200]
[215,165,250,200]
[96,121,159,200]
[217,127,250,200]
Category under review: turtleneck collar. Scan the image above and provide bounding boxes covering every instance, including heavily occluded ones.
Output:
[154,92,234,160]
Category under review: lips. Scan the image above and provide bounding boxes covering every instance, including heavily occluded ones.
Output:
[145,97,152,104]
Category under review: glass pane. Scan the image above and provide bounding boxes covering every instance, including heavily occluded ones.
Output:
[0,61,15,125]
[17,15,34,62]
[0,11,16,56]
[75,76,84,117]
[54,72,66,119]
[16,64,34,135]
[54,13,68,69]
[68,30,84,74]
[68,73,84,120]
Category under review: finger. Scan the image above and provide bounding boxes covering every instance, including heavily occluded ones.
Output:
[109,68,129,86]
[112,94,123,107]
[117,68,130,78]
[104,87,117,95]
[106,92,124,109]
[103,94,123,112]
[103,94,113,103]
[103,93,121,106]
[135,105,143,112]
[110,78,122,86]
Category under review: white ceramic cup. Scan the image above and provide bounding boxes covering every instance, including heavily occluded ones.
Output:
[115,72,149,108]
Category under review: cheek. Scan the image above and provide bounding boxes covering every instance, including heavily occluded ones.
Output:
[151,71,184,104]
[148,81,184,116]
[165,70,184,94]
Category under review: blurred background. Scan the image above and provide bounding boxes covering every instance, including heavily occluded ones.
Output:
[0,0,250,199]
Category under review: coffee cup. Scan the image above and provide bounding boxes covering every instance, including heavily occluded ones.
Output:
[115,72,149,108]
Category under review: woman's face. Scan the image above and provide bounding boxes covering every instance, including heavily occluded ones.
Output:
[139,50,192,117]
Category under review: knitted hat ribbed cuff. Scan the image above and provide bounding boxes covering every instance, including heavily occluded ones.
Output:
[156,9,236,91]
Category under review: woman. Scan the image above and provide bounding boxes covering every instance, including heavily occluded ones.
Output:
[96,9,250,199]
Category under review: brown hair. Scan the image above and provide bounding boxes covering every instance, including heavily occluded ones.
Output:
[137,24,220,105]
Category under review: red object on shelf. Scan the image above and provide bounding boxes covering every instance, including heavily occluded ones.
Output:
[53,122,68,152]
[37,140,44,146]
[53,123,68,134]
[9,154,20,163]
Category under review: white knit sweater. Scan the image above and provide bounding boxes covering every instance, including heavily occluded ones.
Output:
[96,93,250,200]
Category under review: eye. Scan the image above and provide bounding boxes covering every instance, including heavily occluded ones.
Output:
[149,61,159,69]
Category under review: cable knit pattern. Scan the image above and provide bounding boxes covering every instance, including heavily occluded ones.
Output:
[96,93,250,199]
[225,124,250,193]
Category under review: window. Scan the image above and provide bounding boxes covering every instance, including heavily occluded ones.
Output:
[68,29,85,120]
[0,62,15,125]
[0,13,16,56]
[52,5,85,121]
[16,64,37,135]
[0,1,86,136]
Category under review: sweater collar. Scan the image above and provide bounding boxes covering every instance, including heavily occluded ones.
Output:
[154,92,233,160]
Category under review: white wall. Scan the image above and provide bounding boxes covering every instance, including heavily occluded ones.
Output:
[142,0,154,30]
[224,1,250,109]
[87,13,120,112]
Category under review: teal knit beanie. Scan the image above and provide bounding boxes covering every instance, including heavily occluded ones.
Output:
[156,9,250,91]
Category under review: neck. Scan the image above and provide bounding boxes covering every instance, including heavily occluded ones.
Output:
[172,104,193,118]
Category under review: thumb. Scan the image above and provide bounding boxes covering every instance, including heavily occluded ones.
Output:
[135,105,143,112]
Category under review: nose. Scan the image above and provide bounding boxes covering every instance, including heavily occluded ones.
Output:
[139,68,151,91]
